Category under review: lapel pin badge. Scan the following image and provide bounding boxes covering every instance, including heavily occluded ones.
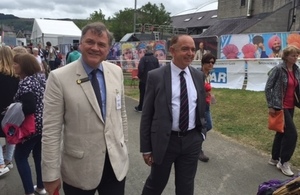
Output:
[76,77,89,85]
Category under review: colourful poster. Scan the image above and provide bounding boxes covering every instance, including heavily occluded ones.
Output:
[107,40,167,71]
[219,32,300,59]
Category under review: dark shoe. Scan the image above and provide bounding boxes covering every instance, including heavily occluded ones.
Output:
[198,152,209,162]
[134,106,142,112]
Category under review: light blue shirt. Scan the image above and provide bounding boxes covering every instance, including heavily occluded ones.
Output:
[82,60,107,120]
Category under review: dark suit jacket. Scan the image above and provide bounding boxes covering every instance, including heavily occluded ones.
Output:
[140,64,206,165]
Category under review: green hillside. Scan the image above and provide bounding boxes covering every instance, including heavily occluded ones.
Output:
[0,13,33,32]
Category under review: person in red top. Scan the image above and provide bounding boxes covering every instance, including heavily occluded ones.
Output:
[265,45,300,177]
[199,53,216,162]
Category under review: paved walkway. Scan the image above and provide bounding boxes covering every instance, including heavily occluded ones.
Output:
[0,97,297,195]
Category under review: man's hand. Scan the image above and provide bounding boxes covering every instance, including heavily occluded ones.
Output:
[44,178,61,195]
[143,153,154,166]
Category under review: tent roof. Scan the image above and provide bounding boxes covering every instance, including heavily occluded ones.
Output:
[34,19,81,37]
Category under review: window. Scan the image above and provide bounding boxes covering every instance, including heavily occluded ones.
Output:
[184,18,191,22]
[241,0,246,6]
[211,15,217,18]
[197,16,203,20]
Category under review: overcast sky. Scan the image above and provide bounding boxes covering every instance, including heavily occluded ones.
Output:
[0,0,217,19]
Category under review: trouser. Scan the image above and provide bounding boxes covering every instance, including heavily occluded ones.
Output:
[138,82,146,110]
[200,104,212,152]
[0,140,15,165]
[49,60,56,70]
[63,152,126,195]
[142,129,202,195]
[14,135,43,194]
[271,108,298,163]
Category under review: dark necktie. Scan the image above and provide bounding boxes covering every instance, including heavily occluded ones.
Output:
[179,71,189,132]
[91,69,103,116]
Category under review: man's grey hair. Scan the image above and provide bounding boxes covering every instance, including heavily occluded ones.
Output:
[81,22,114,47]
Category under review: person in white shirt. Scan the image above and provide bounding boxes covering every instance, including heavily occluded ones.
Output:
[32,48,44,72]
[194,42,208,61]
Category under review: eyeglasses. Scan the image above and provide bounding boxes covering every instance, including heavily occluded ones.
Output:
[205,61,215,64]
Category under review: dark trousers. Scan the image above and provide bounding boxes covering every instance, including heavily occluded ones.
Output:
[138,82,146,110]
[14,135,43,194]
[201,104,212,152]
[142,130,202,195]
[49,60,56,71]
[63,152,126,195]
[272,108,298,163]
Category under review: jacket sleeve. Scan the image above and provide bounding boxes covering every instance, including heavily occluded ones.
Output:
[19,92,36,115]
[138,58,145,79]
[265,66,281,108]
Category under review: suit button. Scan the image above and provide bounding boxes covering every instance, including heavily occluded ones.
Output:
[167,133,170,136]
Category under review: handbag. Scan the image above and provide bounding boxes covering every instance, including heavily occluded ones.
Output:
[1,102,36,144]
[268,110,284,133]
[2,114,36,144]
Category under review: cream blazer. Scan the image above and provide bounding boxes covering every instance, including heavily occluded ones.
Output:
[42,59,129,190]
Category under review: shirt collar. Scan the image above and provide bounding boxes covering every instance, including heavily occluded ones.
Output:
[170,61,191,77]
[81,59,103,75]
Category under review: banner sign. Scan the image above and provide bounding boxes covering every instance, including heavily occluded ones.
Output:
[210,60,245,89]
[219,32,300,59]
[246,59,280,91]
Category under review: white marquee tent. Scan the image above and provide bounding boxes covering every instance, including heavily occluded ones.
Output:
[30,18,81,46]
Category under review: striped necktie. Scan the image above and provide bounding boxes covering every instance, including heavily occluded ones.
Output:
[179,71,189,132]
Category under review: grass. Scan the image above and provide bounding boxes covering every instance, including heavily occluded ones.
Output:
[124,78,300,167]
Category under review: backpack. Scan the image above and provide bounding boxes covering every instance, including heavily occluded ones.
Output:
[257,179,284,195]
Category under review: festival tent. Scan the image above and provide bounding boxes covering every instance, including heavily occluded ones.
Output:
[30,18,81,46]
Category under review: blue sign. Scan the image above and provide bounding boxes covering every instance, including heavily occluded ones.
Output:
[210,67,227,83]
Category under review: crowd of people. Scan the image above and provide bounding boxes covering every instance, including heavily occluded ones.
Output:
[0,21,299,195]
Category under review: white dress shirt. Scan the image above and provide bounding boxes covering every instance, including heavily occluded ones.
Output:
[170,62,197,131]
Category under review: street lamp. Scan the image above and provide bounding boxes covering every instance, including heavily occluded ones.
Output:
[133,0,137,32]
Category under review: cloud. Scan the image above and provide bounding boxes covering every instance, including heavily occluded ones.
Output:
[0,0,216,19]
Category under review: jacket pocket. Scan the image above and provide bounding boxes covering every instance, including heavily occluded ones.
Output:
[63,149,84,159]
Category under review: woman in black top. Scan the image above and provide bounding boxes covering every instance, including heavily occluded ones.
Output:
[0,46,19,176]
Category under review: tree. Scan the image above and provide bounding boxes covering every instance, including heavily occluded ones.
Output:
[74,9,106,30]
[83,3,171,42]
[108,8,135,41]
[108,3,171,41]
[138,3,171,25]
[88,9,106,22]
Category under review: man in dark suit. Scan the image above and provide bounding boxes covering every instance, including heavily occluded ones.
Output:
[140,34,207,195]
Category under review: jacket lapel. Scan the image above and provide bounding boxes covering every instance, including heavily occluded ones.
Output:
[102,62,112,121]
[164,65,172,116]
[76,63,104,122]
